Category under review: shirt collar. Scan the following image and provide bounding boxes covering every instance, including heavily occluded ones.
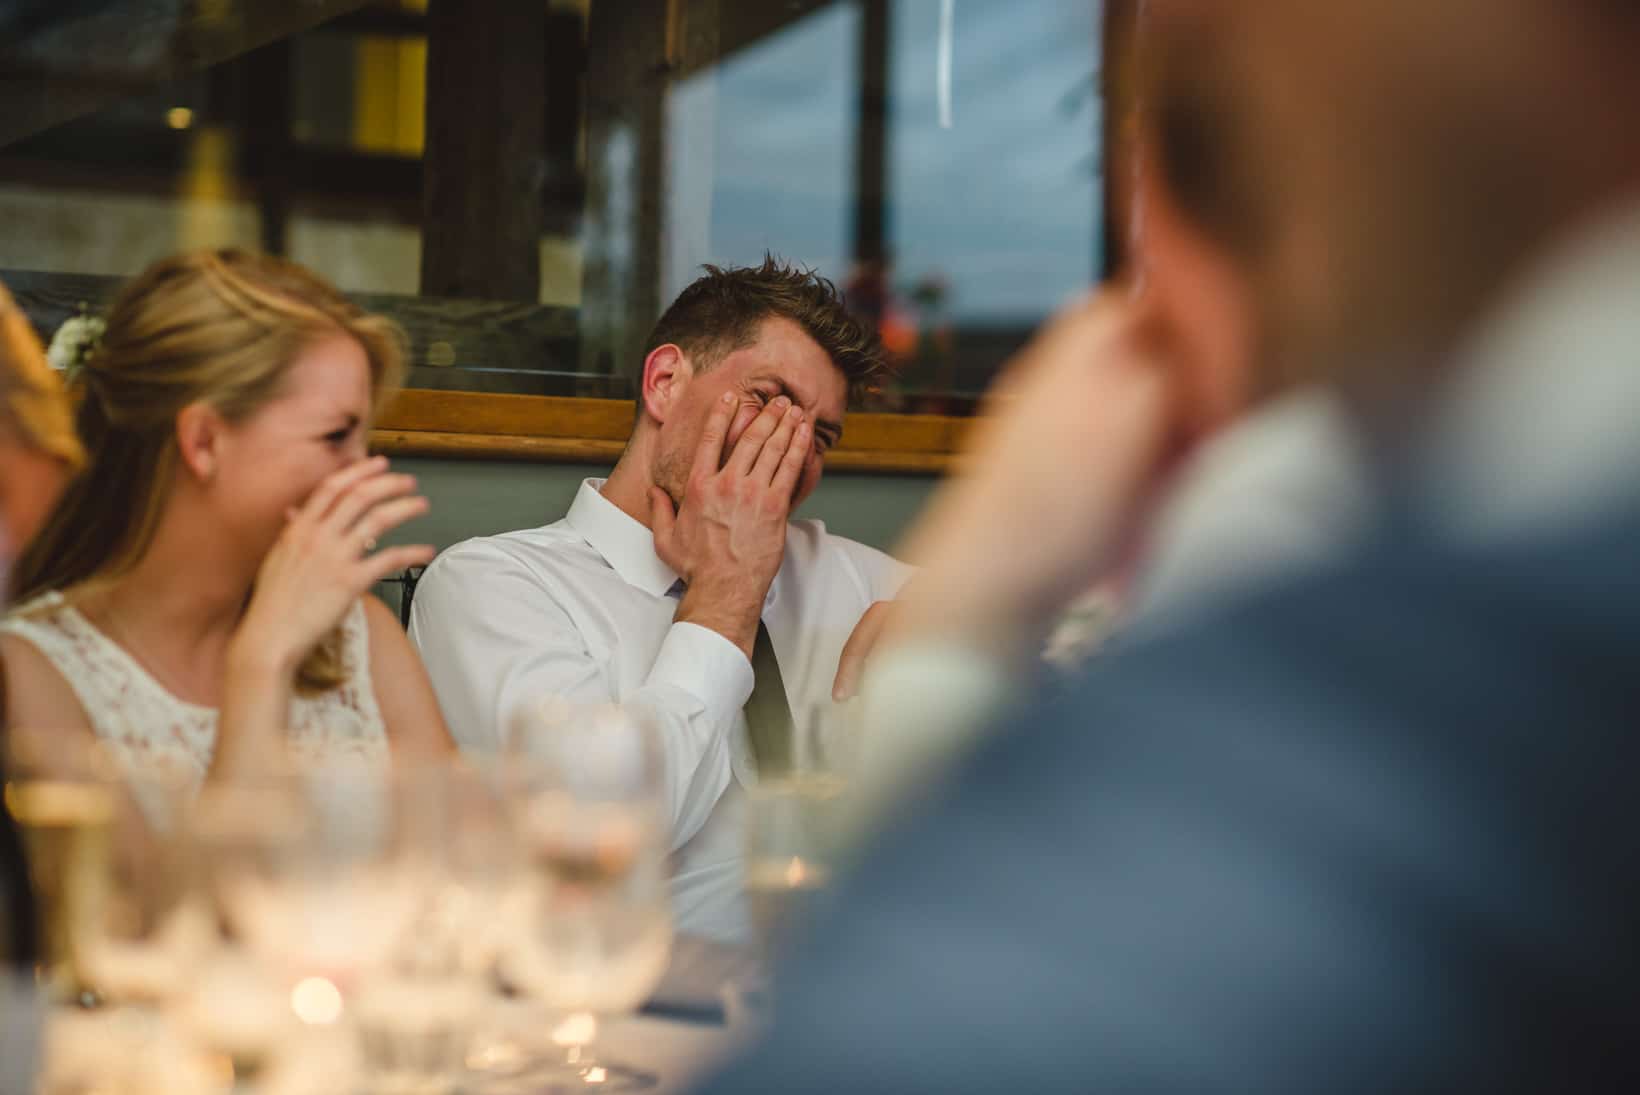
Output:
[1419,200,1640,539]
[564,479,681,598]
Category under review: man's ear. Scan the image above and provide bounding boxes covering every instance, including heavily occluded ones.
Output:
[175,401,225,484]
[639,343,690,426]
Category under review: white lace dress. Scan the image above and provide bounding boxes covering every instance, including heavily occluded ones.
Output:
[0,593,390,803]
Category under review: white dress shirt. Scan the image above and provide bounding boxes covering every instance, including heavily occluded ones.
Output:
[409,479,913,942]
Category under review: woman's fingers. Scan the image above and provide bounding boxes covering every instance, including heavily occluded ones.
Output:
[299,455,389,524]
[324,471,420,535]
[349,495,430,552]
[357,544,436,586]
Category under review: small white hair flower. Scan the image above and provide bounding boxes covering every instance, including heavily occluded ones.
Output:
[45,314,106,379]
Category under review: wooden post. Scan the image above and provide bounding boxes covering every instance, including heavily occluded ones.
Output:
[419,0,546,301]
[242,39,292,256]
[1100,0,1139,280]
[854,0,890,267]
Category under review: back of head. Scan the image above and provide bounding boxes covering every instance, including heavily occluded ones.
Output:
[642,256,887,406]
[1145,0,1640,394]
[10,249,405,691]
[0,283,83,471]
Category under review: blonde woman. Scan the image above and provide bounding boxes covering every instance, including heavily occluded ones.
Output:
[0,250,451,794]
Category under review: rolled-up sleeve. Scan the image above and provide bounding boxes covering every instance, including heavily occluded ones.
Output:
[409,544,751,852]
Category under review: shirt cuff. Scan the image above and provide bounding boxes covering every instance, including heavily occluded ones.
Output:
[646,621,755,726]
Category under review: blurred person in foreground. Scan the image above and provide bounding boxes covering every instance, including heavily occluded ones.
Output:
[0,250,452,807]
[706,0,1640,1090]
[410,258,910,942]
[836,30,1375,801]
[1,280,84,971]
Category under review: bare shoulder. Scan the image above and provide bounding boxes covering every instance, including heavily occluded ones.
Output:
[0,631,94,733]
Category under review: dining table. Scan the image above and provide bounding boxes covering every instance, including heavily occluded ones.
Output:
[18,936,762,1095]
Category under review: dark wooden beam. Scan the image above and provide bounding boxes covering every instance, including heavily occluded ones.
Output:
[0,0,374,147]
[419,0,547,301]
[1100,0,1140,279]
[854,0,890,266]
[241,39,293,255]
[670,0,833,78]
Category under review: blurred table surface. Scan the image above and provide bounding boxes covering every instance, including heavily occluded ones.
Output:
[32,936,760,1095]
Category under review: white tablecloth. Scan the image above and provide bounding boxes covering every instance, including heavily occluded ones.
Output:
[33,938,758,1095]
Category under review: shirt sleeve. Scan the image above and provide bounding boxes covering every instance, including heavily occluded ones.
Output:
[408,541,753,852]
[840,537,918,603]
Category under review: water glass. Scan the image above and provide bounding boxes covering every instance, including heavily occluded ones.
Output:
[501,699,673,1093]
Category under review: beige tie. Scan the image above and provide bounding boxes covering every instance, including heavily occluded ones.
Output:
[744,620,795,777]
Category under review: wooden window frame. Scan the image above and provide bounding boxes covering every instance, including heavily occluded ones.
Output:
[373,390,965,474]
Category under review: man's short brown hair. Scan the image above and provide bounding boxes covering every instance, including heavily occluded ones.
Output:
[643,255,889,404]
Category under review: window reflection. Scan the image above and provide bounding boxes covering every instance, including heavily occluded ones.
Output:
[0,0,1104,411]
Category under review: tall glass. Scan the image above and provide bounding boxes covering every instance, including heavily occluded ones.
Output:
[2,727,117,1005]
[743,702,859,970]
[351,759,531,1093]
[501,699,673,1093]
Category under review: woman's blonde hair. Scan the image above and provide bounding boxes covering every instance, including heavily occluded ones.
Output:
[11,249,407,693]
[0,282,85,471]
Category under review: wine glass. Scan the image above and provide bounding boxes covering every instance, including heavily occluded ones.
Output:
[500,699,673,1093]
[350,758,532,1094]
[186,757,429,1091]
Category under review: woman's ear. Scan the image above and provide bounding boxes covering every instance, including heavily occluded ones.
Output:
[174,401,224,484]
[639,344,689,426]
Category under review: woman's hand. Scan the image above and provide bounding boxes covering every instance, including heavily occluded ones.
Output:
[231,456,434,678]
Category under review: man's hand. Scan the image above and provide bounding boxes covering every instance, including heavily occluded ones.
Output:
[651,391,812,659]
[890,291,1181,665]
[833,601,894,701]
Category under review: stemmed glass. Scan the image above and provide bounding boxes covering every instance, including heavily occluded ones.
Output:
[500,699,673,1093]
[351,759,531,1094]
[186,757,430,1092]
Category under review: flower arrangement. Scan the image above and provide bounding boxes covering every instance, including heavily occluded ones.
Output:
[45,306,105,383]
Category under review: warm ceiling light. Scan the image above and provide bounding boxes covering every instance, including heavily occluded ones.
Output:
[166,107,195,130]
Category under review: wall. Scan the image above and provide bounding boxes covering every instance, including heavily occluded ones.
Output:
[383,456,937,556]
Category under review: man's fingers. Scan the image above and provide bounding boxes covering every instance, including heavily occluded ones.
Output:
[833,601,892,701]
[771,418,811,499]
[728,397,792,477]
[692,392,738,479]
[751,404,803,485]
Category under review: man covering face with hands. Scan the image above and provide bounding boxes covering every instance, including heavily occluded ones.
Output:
[410,258,910,941]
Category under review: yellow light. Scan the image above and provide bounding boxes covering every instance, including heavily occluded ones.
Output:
[585,1067,608,1084]
[784,857,808,887]
[290,976,344,1025]
[166,107,195,130]
[551,1010,598,1047]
